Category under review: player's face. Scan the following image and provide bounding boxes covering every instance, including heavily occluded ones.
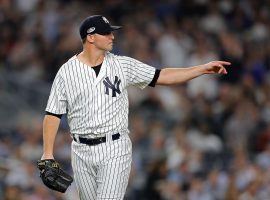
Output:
[92,32,115,51]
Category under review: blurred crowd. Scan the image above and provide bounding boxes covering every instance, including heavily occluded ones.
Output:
[1,0,270,199]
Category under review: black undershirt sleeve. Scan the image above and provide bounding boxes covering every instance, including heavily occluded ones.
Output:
[45,111,63,119]
[148,69,161,87]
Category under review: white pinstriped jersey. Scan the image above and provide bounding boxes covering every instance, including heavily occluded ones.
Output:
[45,52,156,137]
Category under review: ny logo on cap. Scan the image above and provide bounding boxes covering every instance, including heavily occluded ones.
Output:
[87,27,95,34]
[102,17,109,24]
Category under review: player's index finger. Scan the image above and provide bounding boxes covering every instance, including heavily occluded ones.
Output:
[217,61,231,65]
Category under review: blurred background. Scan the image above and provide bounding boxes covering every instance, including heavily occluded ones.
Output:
[0,0,270,199]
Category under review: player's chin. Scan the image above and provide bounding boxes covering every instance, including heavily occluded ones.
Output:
[106,44,113,51]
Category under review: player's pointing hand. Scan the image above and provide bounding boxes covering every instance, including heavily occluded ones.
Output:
[202,61,231,75]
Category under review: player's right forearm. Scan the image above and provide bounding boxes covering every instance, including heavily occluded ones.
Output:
[42,115,61,160]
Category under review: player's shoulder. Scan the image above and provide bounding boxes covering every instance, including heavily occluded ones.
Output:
[59,55,77,70]
[54,55,77,77]
[106,52,135,63]
[64,55,78,67]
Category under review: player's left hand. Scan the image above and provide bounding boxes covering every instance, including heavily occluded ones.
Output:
[37,159,73,193]
[202,61,231,75]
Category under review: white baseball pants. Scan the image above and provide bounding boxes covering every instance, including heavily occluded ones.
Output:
[71,133,132,200]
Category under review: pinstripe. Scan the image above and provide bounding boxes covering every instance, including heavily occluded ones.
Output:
[119,138,125,196]
[76,61,86,129]
[105,138,115,198]
[119,138,125,197]
[73,144,91,199]
[107,134,115,196]
[86,145,98,199]
[105,59,110,134]
[97,142,106,198]
[82,145,92,199]
[82,145,93,199]
[66,62,78,130]
[46,69,67,114]
[88,147,98,199]
[113,135,121,197]
[45,52,155,199]
[121,139,126,197]
[76,145,89,199]
[100,141,110,198]
[70,61,82,120]
[113,59,122,130]
[109,57,116,134]
[97,75,104,134]
[86,64,94,133]
[66,64,76,108]
[118,57,155,88]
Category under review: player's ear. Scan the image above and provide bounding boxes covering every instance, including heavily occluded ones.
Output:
[86,34,95,44]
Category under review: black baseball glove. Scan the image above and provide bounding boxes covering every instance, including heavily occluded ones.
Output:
[37,159,73,193]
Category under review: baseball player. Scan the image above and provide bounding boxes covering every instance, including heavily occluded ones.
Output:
[40,15,230,199]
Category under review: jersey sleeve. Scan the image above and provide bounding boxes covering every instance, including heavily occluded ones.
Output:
[120,56,156,89]
[45,69,67,114]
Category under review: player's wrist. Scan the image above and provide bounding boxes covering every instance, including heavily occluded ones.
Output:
[41,153,54,160]
[197,64,208,75]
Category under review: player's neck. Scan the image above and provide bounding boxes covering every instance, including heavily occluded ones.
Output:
[79,48,105,67]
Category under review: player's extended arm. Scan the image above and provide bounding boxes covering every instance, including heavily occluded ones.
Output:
[41,115,61,160]
[156,61,231,85]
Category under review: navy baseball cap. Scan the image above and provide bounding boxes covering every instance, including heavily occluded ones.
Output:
[79,15,121,39]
